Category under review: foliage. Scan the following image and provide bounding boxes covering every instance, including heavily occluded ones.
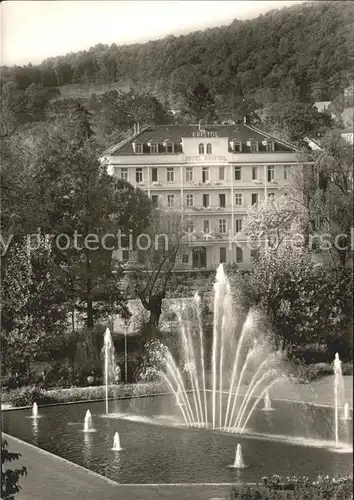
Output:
[133,339,168,383]
[127,209,186,331]
[229,475,353,500]
[2,2,353,134]
[289,131,353,266]
[8,382,165,406]
[9,386,56,407]
[1,440,27,500]
[231,246,352,354]
[1,238,68,376]
[243,195,306,252]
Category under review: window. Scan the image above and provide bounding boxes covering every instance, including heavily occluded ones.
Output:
[186,220,194,233]
[186,167,193,182]
[203,220,210,234]
[235,193,243,206]
[167,194,175,207]
[202,194,210,207]
[136,168,143,183]
[199,143,205,154]
[151,195,158,207]
[251,193,258,205]
[202,167,209,183]
[167,167,174,182]
[231,141,242,152]
[182,254,189,263]
[219,219,227,234]
[252,166,258,180]
[165,142,174,153]
[266,141,275,152]
[206,143,212,154]
[186,193,194,207]
[234,166,242,181]
[250,142,259,152]
[235,218,242,233]
[250,249,259,260]
[220,247,227,263]
[284,166,290,180]
[267,165,275,182]
[122,249,129,262]
[134,143,143,154]
[219,194,226,208]
[120,168,128,181]
[219,166,225,180]
[150,142,158,154]
[236,247,243,263]
[151,168,158,182]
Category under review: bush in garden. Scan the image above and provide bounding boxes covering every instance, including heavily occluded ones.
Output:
[229,475,353,499]
[10,386,56,407]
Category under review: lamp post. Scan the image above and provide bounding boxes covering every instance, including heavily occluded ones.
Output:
[124,320,129,383]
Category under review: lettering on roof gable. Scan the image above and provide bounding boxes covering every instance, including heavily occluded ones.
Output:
[191,131,218,138]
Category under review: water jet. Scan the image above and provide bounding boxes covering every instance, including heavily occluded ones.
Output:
[112,432,123,451]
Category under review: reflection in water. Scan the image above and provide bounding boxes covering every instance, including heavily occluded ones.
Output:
[32,419,39,445]
[112,451,121,473]
[83,432,92,466]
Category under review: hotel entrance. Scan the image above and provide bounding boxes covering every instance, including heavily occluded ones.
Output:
[192,247,207,269]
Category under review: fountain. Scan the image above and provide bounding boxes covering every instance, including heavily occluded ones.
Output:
[32,402,39,418]
[232,444,246,468]
[162,264,284,432]
[112,432,123,451]
[262,390,274,411]
[83,410,94,432]
[103,328,116,415]
[342,403,351,421]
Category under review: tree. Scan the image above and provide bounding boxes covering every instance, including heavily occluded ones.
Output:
[233,246,352,355]
[127,209,186,336]
[289,131,353,266]
[1,440,27,500]
[15,103,152,329]
[243,194,306,252]
[184,82,216,122]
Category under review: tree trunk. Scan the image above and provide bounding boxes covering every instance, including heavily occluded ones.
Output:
[148,295,163,331]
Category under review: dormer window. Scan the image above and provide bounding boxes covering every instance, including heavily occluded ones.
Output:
[206,143,212,154]
[230,140,242,152]
[247,139,259,152]
[133,142,143,154]
[262,139,275,152]
[163,140,174,153]
[199,143,205,154]
[149,142,158,154]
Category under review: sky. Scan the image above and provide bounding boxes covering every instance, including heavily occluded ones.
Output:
[1,1,304,66]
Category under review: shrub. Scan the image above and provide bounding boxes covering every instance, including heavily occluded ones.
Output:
[9,381,166,406]
[342,361,353,376]
[1,439,27,500]
[10,386,56,407]
[229,475,353,500]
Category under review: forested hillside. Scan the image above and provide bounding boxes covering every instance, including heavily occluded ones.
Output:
[1,1,353,146]
[2,1,353,100]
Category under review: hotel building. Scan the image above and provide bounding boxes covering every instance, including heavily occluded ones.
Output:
[102,123,309,271]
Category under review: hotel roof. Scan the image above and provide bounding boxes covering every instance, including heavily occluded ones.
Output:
[103,123,298,156]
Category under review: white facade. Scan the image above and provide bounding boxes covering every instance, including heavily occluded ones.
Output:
[104,124,309,271]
